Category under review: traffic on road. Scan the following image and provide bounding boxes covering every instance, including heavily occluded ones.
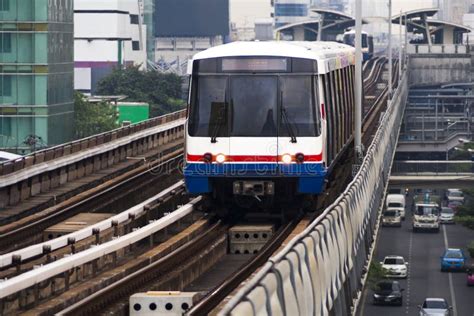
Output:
[359,188,474,316]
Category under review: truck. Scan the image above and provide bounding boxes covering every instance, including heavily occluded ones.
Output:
[413,202,440,233]
[386,194,406,220]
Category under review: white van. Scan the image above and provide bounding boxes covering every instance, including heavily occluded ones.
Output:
[446,189,464,204]
[386,194,406,219]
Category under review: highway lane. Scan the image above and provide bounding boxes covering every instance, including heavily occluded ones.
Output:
[358,204,474,316]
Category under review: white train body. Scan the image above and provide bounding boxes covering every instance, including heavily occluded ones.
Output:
[184,41,355,208]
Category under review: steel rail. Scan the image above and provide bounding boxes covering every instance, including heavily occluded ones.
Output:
[0,180,185,268]
[0,196,202,299]
[186,218,300,315]
[0,152,183,252]
[56,218,223,316]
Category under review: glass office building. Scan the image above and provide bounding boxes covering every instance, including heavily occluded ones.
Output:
[0,0,74,153]
[274,0,310,28]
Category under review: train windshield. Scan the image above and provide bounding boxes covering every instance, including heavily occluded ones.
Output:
[188,75,320,137]
[343,33,368,48]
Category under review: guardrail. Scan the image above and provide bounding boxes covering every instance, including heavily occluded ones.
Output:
[0,110,186,209]
[408,44,470,54]
[0,196,201,300]
[0,181,184,268]
[220,72,408,315]
[392,160,474,175]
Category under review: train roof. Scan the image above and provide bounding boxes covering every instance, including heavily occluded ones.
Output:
[191,41,355,74]
[343,29,369,35]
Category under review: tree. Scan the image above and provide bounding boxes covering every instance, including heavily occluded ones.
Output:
[96,66,186,117]
[74,91,119,139]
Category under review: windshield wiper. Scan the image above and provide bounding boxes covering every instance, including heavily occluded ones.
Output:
[210,98,229,143]
[281,106,297,143]
[210,109,225,143]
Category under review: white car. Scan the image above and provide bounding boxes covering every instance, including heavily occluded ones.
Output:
[419,298,452,316]
[439,207,455,224]
[381,255,408,278]
[382,210,402,227]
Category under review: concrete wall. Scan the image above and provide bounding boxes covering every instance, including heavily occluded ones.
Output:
[408,50,473,85]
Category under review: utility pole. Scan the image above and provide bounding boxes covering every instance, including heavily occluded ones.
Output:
[388,0,392,99]
[405,13,408,68]
[399,10,402,83]
[354,0,363,159]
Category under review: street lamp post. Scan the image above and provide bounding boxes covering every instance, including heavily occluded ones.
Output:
[354,0,363,159]
[388,0,392,99]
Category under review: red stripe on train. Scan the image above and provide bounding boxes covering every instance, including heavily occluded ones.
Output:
[186,154,322,162]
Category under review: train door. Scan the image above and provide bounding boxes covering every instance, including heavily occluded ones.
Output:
[228,75,279,174]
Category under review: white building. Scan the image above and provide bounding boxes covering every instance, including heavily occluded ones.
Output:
[74,0,147,94]
[463,5,474,43]
[230,0,273,40]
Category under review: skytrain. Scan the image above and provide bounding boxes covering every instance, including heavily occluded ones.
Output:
[184,41,356,212]
[342,30,374,61]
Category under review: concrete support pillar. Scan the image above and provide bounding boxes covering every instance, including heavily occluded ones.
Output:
[76,161,85,178]
[40,173,51,193]
[67,164,77,182]
[0,188,8,208]
[85,158,94,175]
[31,176,41,196]
[20,180,30,201]
[9,184,20,205]
[93,156,102,172]
[50,170,60,188]
[59,167,68,185]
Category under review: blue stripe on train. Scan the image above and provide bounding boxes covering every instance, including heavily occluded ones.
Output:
[184,163,327,194]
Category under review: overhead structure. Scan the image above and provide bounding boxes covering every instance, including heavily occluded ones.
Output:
[392,8,472,45]
[276,9,368,42]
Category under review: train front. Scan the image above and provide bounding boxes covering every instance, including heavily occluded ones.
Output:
[184,42,326,210]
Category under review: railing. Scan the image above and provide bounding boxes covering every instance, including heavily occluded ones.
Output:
[0,110,186,175]
[220,73,409,315]
[0,110,187,208]
[408,44,470,54]
[392,160,474,175]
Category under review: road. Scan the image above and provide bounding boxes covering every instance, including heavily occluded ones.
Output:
[358,200,474,316]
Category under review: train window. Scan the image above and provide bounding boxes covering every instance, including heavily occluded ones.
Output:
[328,72,338,160]
[331,70,341,157]
[188,76,228,137]
[313,76,321,135]
[230,76,278,137]
[195,59,217,73]
[343,68,349,141]
[279,76,320,137]
[322,75,332,164]
[348,67,353,137]
[292,58,318,73]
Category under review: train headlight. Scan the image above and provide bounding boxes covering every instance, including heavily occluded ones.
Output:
[215,153,226,164]
[281,154,292,164]
[203,152,212,163]
[295,153,305,163]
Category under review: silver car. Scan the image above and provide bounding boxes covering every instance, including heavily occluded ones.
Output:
[419,298,452,316]
[439,207,455,224]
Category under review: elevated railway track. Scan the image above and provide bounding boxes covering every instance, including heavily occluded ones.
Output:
[0,57,399,315]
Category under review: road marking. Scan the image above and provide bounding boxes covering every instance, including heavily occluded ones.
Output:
[442,225,458,316]
[405,230,413,314]
[358,285,368,316]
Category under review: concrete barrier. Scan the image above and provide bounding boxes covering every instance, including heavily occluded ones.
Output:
[221,73,409,316]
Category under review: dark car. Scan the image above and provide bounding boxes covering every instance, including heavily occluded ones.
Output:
[372,280,404,306]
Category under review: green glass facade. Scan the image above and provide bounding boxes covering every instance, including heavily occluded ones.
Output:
[0,0,74,153]
[143,0,155,62]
